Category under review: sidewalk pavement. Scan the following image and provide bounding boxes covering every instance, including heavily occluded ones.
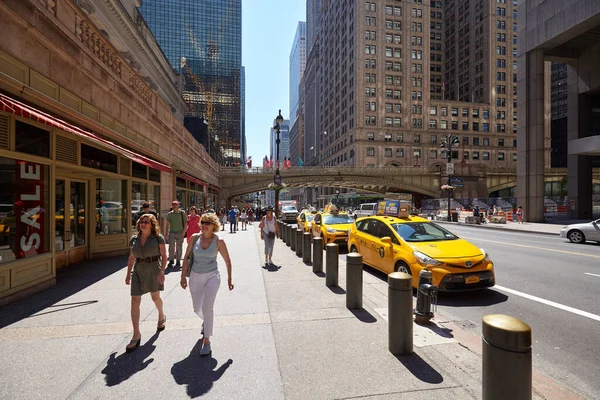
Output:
[436,218,573,235]
[0,224,584,399]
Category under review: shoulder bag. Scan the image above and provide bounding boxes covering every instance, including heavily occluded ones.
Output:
[186,234,200,277]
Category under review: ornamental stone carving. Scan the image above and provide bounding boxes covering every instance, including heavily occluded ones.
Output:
[75,15,122,78]
[77,0,96,15]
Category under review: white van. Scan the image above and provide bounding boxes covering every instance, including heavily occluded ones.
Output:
[353,203,377,218]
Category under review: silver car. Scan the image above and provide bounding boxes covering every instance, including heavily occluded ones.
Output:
[559,219,600,244]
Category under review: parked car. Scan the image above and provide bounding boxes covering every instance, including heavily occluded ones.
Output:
[353,203,377,219]
[348,202,495,291]
[560,219,600,244]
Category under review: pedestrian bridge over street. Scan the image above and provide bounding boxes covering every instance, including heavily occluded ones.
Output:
[219,165,571,202]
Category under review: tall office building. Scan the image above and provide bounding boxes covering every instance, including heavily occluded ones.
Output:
[270,118,291,164]
[306,0,322,55]
[140,0,245,166]
[305,0,533,194]
[290,22,307,125]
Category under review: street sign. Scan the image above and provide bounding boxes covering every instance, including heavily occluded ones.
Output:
[453,183,464,188]
[449,177,463,183]
[446,162,454,175]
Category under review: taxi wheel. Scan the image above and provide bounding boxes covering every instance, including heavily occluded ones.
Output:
[395,261,412,276]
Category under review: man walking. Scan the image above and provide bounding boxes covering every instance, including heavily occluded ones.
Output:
[228,208,237,233]
[165,201,187,268]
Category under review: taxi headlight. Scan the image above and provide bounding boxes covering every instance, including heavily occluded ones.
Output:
[413,251,442,267]
[480,248,490,262]
[326,228,336,234]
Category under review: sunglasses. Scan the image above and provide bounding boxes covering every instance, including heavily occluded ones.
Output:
[201,221,213,226]
[139,220,150,225]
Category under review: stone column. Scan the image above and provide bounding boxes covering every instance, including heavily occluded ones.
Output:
[567,64,593,219]
[517,49,546,222]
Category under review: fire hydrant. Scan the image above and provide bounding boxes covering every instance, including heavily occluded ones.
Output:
[414,269,438,325]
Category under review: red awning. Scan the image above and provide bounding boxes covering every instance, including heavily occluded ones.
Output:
[182,173,206,186]
[0,93,171,173]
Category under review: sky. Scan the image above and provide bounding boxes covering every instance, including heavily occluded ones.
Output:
[242,0,306,163]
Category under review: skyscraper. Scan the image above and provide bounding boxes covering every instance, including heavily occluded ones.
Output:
[140,0,245,166]
[289,22,307,125]
[305,0,529,192]
[306,0,322,55]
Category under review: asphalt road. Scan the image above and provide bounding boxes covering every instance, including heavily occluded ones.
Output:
[335,225,600,399]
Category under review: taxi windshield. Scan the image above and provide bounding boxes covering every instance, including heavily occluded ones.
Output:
[324,214,354,225]
[391,222,458,242]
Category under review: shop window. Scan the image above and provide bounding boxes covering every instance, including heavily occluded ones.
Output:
[96,178,127,235]
[15,121,50,158]
[132,162,148,180]
[82,144,117,173]
[0,158,50,265]
[131,181,147,229]
[149,167,161,183]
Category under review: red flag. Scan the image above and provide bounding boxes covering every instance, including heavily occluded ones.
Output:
[284,158,292,169]
[263,155,268,169]
[268,156,273,168]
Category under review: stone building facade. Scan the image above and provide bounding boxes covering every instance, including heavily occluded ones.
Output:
[0,0,221,304]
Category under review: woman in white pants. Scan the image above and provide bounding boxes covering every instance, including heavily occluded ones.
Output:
[181,213,234,356]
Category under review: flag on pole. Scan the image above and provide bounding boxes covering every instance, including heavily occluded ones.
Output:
[245,156,252,168]
[268,155,274,169]
[284,157,292,170]
[263,155,269,169]
[298,157,304,167]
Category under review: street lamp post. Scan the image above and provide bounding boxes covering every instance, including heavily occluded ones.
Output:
[273,110,284,218]
[440,134,460,221]
[335,189,340,205]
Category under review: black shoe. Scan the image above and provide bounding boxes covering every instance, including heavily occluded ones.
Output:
[175,261,181,268]
[167,261,174,267]
[126,337,141,353]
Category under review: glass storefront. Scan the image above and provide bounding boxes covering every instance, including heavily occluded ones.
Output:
[96,178,127,235]
[0,157,51,265]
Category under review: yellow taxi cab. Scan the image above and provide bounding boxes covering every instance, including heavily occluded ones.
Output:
[348,201,495,291]
[311,204,355,249]
[297,210,317,232]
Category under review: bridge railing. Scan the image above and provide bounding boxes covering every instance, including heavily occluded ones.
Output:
[220,166,436,175]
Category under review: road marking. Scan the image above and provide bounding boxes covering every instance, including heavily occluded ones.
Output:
[584,272,600,278]
[462,237,600,259]
[494,285,600,323]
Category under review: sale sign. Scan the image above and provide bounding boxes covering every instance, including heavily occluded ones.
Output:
[14,160,46,258]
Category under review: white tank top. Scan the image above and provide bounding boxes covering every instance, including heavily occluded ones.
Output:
[263,216,275,233]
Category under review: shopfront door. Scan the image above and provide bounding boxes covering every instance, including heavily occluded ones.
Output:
[55,179,88,268]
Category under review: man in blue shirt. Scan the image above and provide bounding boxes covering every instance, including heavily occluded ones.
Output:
[228,208,237,233]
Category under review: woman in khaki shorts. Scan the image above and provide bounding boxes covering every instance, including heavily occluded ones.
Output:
[125,214,167,352]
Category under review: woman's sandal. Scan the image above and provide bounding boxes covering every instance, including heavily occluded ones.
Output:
[126,337,141,353]
[157,316,166,332]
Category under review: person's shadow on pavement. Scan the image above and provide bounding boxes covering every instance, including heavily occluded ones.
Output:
[101,331,159,386]
[171,339,233,398]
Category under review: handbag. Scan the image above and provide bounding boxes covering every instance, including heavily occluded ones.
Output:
[186,234,200,277]
[267,231,276,239]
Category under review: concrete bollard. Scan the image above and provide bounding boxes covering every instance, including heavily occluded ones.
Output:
[303,232,312,263]
[290,226,296,252]
[346,253,363,309]
[281,223,286,243]
[285,225,292,247]
[295,229,303,257]
[388,272,413,355]
[312,237,323,273]
[325,243,339,287]
[482,314,532,400]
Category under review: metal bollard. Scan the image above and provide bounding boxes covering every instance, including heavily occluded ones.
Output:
[285,224,291,247]
[325,243,339,287]
[482,314,532,400]
[346,253,363,309]
[295,229,303,257]
[414,269,437,325]
[312,237,323,273]
[281,223,286,243]
[388,272,413,355]
[303,232,312,263]
[290,226,296,252]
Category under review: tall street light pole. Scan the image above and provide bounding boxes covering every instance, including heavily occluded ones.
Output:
[441,134,460,221]
[274,109,284,219]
